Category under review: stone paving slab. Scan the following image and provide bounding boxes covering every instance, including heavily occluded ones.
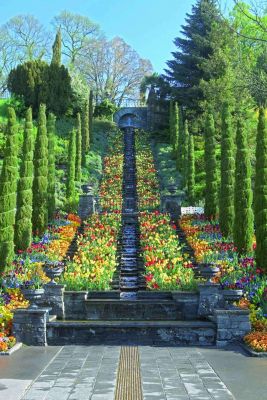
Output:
[21,346,120,400]
[139,347,235,400]
[1,344,267,399]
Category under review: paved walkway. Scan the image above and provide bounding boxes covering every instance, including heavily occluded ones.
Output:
[0,344,267,400]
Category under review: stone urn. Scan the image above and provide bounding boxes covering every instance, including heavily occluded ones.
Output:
[198,263,220,283]
[44,262,64,285]
[223,289,243,304]
[21,288,44,309]
[167,184,178,194]
[81,184,93,195]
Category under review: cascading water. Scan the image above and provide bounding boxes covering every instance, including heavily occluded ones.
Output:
[116,127,145,300]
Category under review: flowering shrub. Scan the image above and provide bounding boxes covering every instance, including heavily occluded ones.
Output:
[140,211,196,290]
[180,213,267,352]
[60,212,121,291]
[135,133,160,211]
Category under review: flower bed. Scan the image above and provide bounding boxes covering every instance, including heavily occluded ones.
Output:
[0,213,80,350]
[60,212,121,291]
[135,132,160,211]
[99,132,123,212]
[140,211,196,290]
[180,213,267,352]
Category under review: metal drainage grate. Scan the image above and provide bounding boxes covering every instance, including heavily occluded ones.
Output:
[114,346,143,400]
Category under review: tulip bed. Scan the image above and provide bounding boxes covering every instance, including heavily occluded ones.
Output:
[140,212,196,291]
[99,132,123,212]
[0,213,80,350]
[60,212,121,291]
[180,213,267,352]
[135,132,161,211]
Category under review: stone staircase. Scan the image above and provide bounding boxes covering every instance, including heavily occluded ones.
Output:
[46,128,216,347]
[47,290,216,346]
[112,127,146,298]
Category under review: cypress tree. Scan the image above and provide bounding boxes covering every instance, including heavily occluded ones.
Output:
[0,108,19,270]
[32,104,48,236]
[182,119,189,183]
[204,113,218,219]
[233,116,254,254]
[75,113,82,182]
[47,113,56,221]
[14,108,34,251]
[177,108,184,172]
[51,28,62,66]
[187,133,195,203]
[169,100,174,145]
[66,129,77,210]
[173,103,179,151]
[255,108,267,270]
[219,103,235,238]
[81,101,89,167]
[89,90,94,144]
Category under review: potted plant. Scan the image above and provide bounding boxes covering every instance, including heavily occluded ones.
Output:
[197,262,220,282]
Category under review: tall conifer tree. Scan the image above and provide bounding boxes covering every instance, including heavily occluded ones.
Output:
[89,90,94,144]
[0,108,18,270]
[182,119,189,183]
[187,134,195,203]
[204,113,218,219]
[66,129,77,210]
[81,101,89,167]
[173,103,179,151]
[233,117,254,254]
[14,108,34,251]
[165,0,221,112]
[75,113,82,182]
[169,100,174,145]
[255,108,267,270]
[51,29,62,66]
[32,104,48,236]
[47,113,56,221]
[219,103,235,238]
[177,108,184,171]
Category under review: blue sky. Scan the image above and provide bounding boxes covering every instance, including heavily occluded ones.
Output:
[0,0,234,73]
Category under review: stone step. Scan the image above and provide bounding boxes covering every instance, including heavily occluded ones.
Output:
[85,299,181,320]
[46,320,216,346]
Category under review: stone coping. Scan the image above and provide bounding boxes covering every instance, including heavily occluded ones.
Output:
[14,307,51,314]
[47,320,216,328]
[214,308,250,315]
[0,342,22,356]
[238,340,267,358]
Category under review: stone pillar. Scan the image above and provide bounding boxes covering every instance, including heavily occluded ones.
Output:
[64,291,87,320]
[78,195,98,219]
[172,291,199,320]
[161,195,182,216]
[198,283,223,317]
[44,284,65,319]
[12,308,50,346]
[215,308,251,347]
